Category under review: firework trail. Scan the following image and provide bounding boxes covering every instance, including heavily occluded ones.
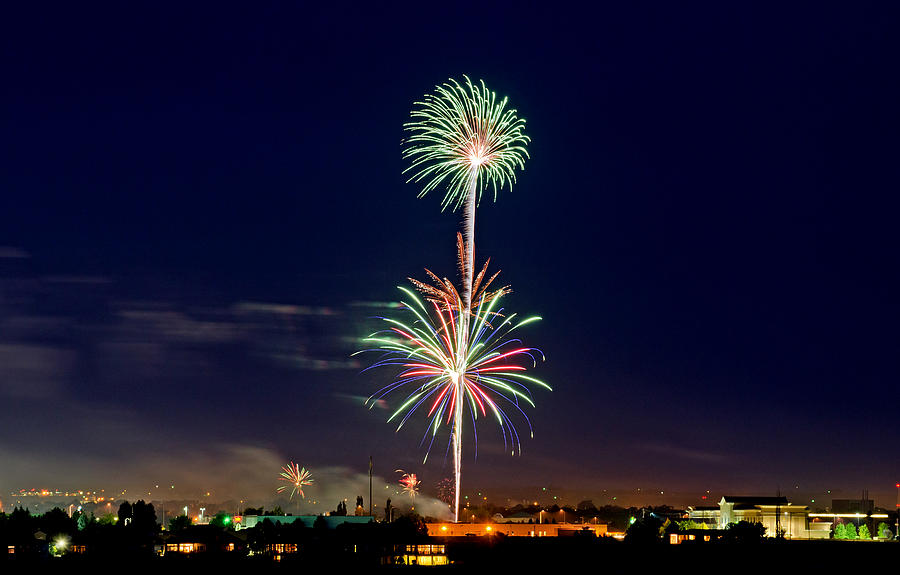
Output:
[363,77,536,524]
[403,76,529,311]
[401,77,531,523]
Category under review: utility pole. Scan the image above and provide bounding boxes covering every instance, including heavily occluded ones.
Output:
[894,483,900,539]
[368,456,373,517]
[775,487,782,538]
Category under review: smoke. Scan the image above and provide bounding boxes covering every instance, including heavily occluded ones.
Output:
[135,453,454,520]
[288,466,452,520]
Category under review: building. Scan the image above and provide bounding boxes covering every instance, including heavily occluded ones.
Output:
[382,544,449,566]
[807,499,891,536]
[161,526,245,555]
[687,496,829,539]
[668,529,725,544]
[426,522,607,538]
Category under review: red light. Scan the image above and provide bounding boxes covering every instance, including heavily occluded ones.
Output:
[701,496,707,500]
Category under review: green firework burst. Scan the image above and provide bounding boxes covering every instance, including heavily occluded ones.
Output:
[403,75,530,211]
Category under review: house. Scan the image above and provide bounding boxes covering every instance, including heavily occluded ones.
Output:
[161,526,246,556]
[668,528,725,544]
[382,543,449,566]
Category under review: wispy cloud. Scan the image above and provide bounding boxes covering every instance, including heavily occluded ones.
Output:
[0,344,72,399]
[636,441,729,463]
[0,247,29,258]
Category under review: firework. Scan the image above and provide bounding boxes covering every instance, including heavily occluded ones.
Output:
[364,77,538,524]
[276,461,313,499]
[356,279,548,521]
[403,75,529,212]
[408,233,510,317]
[403,76,529,311]
[436,477,455,507]
[396,470,421,499]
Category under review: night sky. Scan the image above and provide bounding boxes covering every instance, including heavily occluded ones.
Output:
[2,3,899,510]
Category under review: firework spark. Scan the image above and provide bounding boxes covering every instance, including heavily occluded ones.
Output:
[436,477,455,507]
[408,233,510,317]
[396,469,421,499]
[276,462,313,499]
[404,76,529,312]
[369,78,537,524]
[356,279,549,520]
[403,75,529,212]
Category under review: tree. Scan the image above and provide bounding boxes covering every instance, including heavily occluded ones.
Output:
[7,508,37,553]
[858,524,871,539]
[96,513,117,526]
[835,522,857,539]
[131,500,158,533]
[168,515,192,533]
[723,521,766,543]
[117,501,133,525]
[39,507,76,540]
[210,513,234,529]
[246,518,277,554]
[393,513,428,539]
[75,511,92,531]
[313,515,328,531]
[877,522,892,539]
[624,515,665,544]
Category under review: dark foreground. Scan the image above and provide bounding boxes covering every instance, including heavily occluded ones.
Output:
[6,539,897,572]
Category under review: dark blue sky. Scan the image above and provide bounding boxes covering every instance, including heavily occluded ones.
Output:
[1,2,899,509]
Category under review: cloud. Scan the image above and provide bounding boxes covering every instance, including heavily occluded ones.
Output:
[43,275,111,284]
[0,247,29,258]
[0,344,72,399]
[636,441,729,463]
[115,309,241,344]
[233,301,339,317]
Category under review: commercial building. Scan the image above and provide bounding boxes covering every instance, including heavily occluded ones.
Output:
[426,522,607,537]
[687,496,830,539]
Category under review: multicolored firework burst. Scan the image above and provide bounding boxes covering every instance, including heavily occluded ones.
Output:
[403,76,529,311]
[396,469,421,499]
[356,278,549,521]
[276,461,313,499]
